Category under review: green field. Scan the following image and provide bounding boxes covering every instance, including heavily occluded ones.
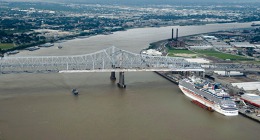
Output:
[167,49,252,61]
[168,49,196,57]
[194,50,251,60]
[0,43,14,50]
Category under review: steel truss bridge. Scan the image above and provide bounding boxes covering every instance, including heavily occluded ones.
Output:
[0,46,205,73]
[0,46,204,87]
[2,46,259,87]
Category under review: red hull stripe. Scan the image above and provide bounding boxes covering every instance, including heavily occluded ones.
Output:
[241,98,260,108]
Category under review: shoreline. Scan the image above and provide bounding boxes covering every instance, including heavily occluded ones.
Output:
[2,21,256,55]
[148,31,260,123]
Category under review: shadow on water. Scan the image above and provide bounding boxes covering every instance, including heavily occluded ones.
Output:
[116,84,127,97]
[110,79,116,86]
[73,94,79,101]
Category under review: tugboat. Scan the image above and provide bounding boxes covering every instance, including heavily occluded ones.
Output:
[251,23,260,26]
[6,50,19,55]
[71,88,79,95]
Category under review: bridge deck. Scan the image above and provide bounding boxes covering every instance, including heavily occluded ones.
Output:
[59,68,205,73]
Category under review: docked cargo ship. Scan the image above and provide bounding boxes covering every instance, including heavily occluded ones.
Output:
[179,76,238,116]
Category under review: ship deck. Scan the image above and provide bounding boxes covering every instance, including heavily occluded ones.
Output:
[179,80,225,105]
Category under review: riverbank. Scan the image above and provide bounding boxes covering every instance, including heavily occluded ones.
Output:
[2,21,256,57]
[148,30,260,123]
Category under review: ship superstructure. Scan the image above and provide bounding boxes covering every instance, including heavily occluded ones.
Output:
[179,76,238,116]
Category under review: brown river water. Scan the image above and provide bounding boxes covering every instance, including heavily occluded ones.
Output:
[1,23,260,140]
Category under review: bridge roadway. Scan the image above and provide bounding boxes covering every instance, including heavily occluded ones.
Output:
[199,64,259,78]
[202,63,260,73]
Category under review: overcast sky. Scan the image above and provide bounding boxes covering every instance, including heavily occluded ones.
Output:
[6,0,260,5]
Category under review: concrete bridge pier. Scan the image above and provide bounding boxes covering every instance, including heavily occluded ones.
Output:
[117,72,126,88]
[110,65,116,80]
[225,70,231,77]
[184,71,189,77]
[198,71,205,78]
[202,71,205,78]
[110,72,116,80]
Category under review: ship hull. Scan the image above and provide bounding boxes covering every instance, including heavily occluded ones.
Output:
[179,84,238,116]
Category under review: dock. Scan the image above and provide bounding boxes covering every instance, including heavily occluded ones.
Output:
[238,108,260,123]
[154,71,179,84]
[156,71,260,123]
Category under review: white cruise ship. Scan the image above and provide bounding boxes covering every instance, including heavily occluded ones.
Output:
[178,76,238,116]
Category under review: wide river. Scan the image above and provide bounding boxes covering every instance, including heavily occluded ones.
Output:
[1,23,260,140]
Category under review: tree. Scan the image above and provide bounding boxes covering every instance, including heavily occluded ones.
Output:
[0,48,4,58]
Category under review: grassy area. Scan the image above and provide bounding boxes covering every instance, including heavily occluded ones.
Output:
[168,49,196,57]
[0,43,14,50]
[194,50,251,61]
[167,48,253,61]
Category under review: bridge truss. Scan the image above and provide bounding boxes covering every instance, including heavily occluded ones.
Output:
[0,46,203,74]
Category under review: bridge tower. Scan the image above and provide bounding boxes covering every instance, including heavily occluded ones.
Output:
[172,28,174,40]
[110,47,116,81]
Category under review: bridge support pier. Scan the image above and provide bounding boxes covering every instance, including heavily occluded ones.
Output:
[110,72,116,80]
[225,71,230,77]
[198,71,205,78]
[117,72,126,88]
[110,64,116,80]
[184,71,189,77]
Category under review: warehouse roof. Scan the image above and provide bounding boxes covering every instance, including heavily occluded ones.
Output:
[231,82,260,91]
[185,58,210,64]
[241,93,260,107]
[230,42,256,48]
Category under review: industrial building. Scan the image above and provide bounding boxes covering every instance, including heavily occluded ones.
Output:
[241,93,260,108]
[142,49,162,56]
[185,58,210,64]
[231,82,260,107]
[230,42,256,48]
[231,82,260,91]
[214,71,244,76]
